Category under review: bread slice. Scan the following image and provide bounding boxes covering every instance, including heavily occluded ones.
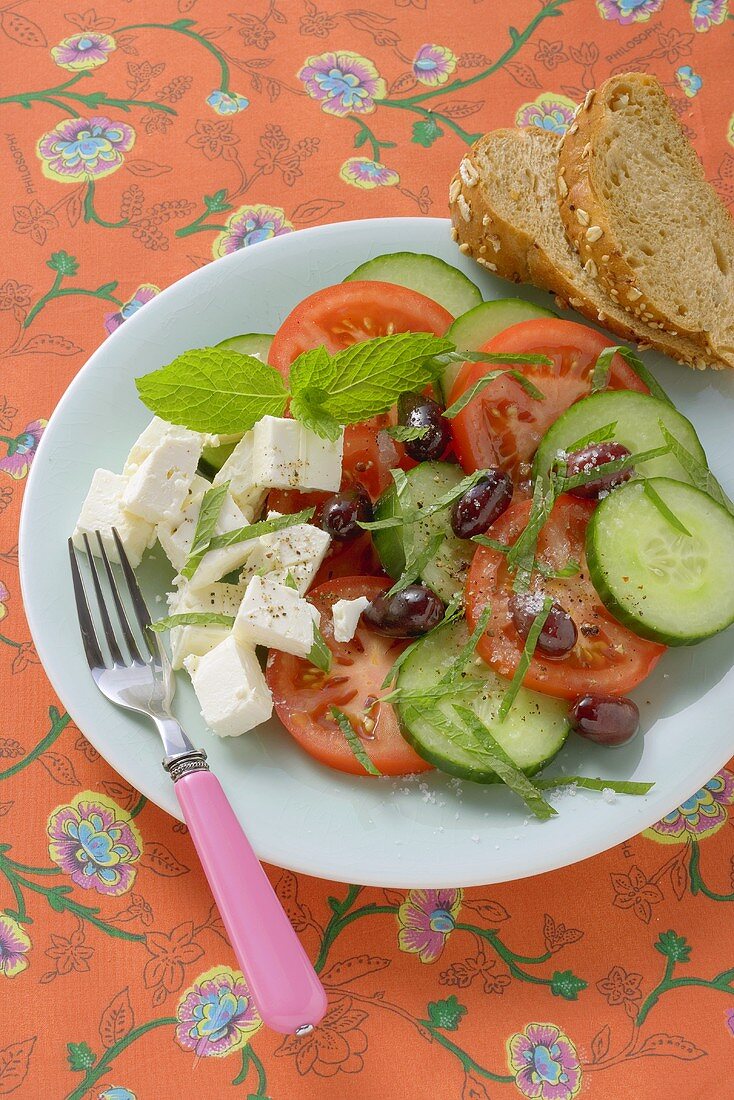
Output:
[448,127,716,369]
[557,73,734,368]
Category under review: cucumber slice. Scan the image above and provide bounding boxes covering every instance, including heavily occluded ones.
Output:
[344,252,481,317]
[199,439,238,478]
[372,462,474,601]
[533,391,707,485]
[395,621,569,782]
[587,477,734,646]
[442,298,556,402]
[216,332,273,359]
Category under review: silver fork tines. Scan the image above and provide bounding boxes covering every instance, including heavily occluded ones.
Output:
[68,529,201,768]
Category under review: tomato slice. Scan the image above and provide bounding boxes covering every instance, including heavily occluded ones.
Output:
[268,280,454,376]
[464,495,665,699]
[449,318,649,478]
[266,576,432,776]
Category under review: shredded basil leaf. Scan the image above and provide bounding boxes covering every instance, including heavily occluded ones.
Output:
[591,344,671,404]
[643,480,692,537]
[535,776,654,795]
[657,421,734,516]
[308,625,332,673]
[443,368,545,419]
[150,613,235,632]
[565,421,619,454]
[498,596,553,722]
[380,592,465,690]
[330,706,381,776]
[385,424,429,442]
[181,482,230,580]
[206,507,314,551]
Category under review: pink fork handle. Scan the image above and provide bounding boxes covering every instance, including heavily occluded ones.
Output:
[175,769,327,1034]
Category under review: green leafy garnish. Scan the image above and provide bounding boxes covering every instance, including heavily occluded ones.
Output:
[658,421,734,516]
[472,535,579,580]
[534,777,654,795]
[498,596,552,721]
[590,344,671,404]
[381,604,490,706]
[308,625,332,673]
[565,421,618,454]
[438,605,492,686]
[136,348,289,435]
[450,705,557,821]
[180,482,230,580]
[385,424,430,442]
[283,572,299,590]
[443,367,546,419]
[380,592,464,690]
[206,507,314,551]
[643,480,692,537]
[150,613,235,632]
[330,706,381,776]
[506,474,557,593]
[387,532,445,597]
[556,445,670,492]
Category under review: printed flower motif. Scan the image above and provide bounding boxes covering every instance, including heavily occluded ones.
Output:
[12,200,58,246]
[645,769,734,843]
[339,157,400,189]
[507,1023,582,1100]
[596,965,643,1016]
[0,420,46,481]
[0,280,31,321]
[691,0,728,31]
[275,997,367,1076]
[104,285,159,334]
[398,888,462,963]
[213,204,293,259]
[44,924,94,975]
[0,913,31,978]
[676,65,703,97]
[37,116,135,182]
[144,922,204,994]
[595,0,663,23]
[0,581,8,622]
[206,90,250,115]
[47,792,142,896]
[298,51,386,116]
[187,119,239,161]
[300,7,338,36]
[652,27,694,63]
[51,32,116,71]
[610,865,663,923]
[535,40,568,70]
[412,44,457,86]
[98,1087,136,1100]
[516,93,577,135]
[440,952,511,994]
[175,966,261,1057]
[726,1008,734,1037]
[0,488,11,515]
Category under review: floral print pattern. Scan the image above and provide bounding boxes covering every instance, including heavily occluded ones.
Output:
[47,792,142,895]
[645,770,734,842]
[516,93,577,134]
[1,3,734,1097]
[398,888,463,962]
[37,117,135,182]
[298,51,386,116]
[507,1023,582,1099]
[175,966,261,1057]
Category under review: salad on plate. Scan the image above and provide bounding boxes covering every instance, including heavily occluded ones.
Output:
[71,251,734,822]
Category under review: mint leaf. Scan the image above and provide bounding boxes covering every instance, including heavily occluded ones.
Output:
[387,532,444,596]
[443,366,546,419]
[330,707,381,775]
[438,605,491,686]
[591,344,671,404]
[308,625,332,673]
[643,480,692,536]
[385,424,429,442]
[566,421,619,454]
[557,445,670,492]
[498,596,553,721]
[658,421,734,516]
[181,482,230,580]
[450,704,556,820]
[472,535,578,579]
[289,344,335,393]
[206,507,314,551]
[136,348,289,434]
[535,776,653,795]
[289,385,342,442]
[284,572,298,590]
[150,613,235,632]
[506,474,558,593]
[294,333,453,425]
[381,592,464,690]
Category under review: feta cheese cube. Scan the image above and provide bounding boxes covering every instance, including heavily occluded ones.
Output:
[123,417,172,476]
[156,475,210,571]
[167,580,244,670]
[234,575,320,657]
[332,596,370,643]
[184,636,272,737]
[239,515,330,595]
[252,416,343,492]
[123,427,202,526]
[213,431,267,516]
[73,469,155,568]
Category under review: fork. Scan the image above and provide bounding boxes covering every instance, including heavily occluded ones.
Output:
[68,528,328,1036]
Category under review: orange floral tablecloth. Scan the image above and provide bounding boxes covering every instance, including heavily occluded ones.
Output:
[1,1,734,1097]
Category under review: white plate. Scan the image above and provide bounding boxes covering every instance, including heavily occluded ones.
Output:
[19,217,734,888]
